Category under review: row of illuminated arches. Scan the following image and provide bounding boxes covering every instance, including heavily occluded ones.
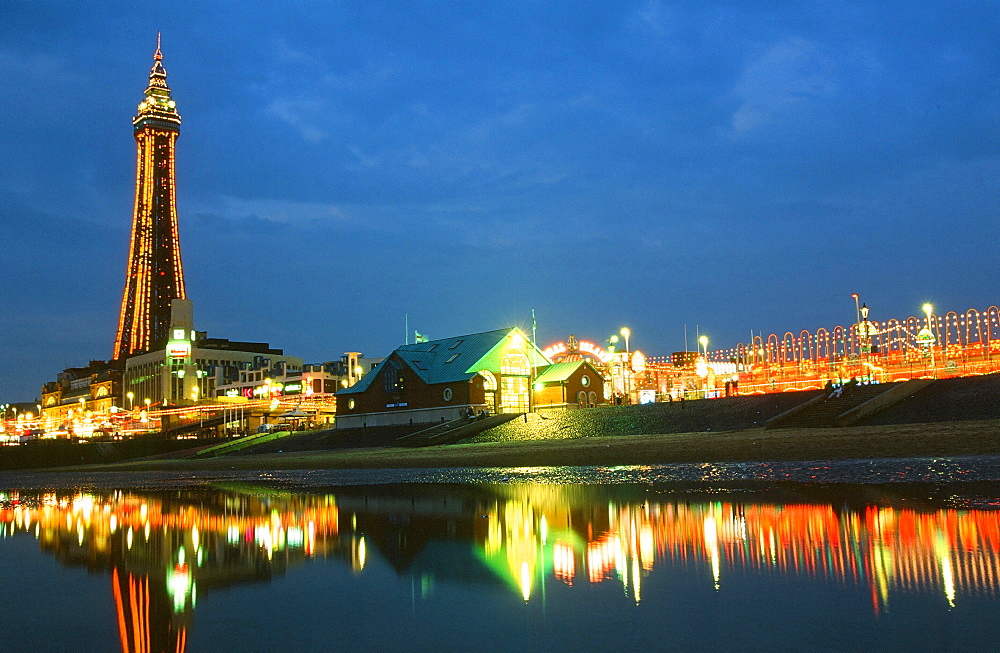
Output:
[718,305,1000,367]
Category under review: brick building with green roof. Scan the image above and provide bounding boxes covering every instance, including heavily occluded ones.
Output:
[335,328,551,428]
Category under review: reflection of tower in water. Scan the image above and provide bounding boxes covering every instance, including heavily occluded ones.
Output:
[3,489,343,652]
[112,568,189,653]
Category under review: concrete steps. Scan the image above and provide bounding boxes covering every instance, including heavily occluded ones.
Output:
[394,413,520,447]
[766,380,933,429]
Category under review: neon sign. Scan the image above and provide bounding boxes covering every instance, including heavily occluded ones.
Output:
[542,340,612,363]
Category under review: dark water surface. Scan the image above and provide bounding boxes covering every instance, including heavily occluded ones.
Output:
[2,456,1000,652]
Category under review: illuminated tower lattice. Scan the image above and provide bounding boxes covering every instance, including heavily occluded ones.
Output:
[113,34,186,360]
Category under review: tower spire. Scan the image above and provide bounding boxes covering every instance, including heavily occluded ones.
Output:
[113,38,186,360]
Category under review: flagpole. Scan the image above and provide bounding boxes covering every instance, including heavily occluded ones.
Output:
[405,314,409,345]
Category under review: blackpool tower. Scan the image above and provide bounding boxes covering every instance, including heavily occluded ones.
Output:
[113,35,187,361]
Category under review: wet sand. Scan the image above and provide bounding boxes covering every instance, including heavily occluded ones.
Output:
[68,418,1000,472]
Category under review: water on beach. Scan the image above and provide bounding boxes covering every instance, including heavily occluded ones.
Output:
[2,457,1000,651]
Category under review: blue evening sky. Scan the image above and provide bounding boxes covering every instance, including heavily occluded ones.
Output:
[2,1,999,400]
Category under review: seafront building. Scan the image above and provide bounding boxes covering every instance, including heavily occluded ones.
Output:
[211,352,384,402]
[336,328,549,428]
[335,328,626,428]
[121,300,303,409]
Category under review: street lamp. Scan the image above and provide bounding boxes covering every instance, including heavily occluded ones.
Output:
[607,335,619,404]
[620,328,631,404]
[699,335,709,361]
[923,303,936,377]
[126,391,134,411]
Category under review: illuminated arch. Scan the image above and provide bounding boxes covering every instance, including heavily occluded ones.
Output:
[501,351,530,376]
[478,370,498,391]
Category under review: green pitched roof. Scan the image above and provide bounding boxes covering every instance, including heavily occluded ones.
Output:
[533,360,590,384]
[337,327,550,395]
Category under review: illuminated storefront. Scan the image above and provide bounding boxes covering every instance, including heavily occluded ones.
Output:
[336,328,549,428]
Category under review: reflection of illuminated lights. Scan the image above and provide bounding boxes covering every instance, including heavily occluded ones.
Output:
[704,515,720,590]
[5,486,1000,616]
[936,532,956,608]
[287,526,304,548]
[167,563,192,613]
[553,541,576,585]
[520,561,531,601]
[632,555,641,604]
[255,525,273,559]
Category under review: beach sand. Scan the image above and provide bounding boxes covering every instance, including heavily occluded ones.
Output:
[71,418,1000,472]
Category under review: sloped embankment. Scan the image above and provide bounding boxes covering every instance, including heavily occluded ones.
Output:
[860,374,1000,426]
[466,392,821,444]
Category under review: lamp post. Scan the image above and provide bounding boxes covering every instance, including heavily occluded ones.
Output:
[607,335,619,404]
[699,335,710,398]
[620,328,631,404]
[923,303,936,378]
[860,303,870,379]
[127,391,134,411]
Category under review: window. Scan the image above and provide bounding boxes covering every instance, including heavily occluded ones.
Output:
[446,353,460,363]
[581,375,590,387]
[501,351,530,376]
[443,388,453,402]
[479,370,498,391]
[448,339,464,350]
[383,360,405,394]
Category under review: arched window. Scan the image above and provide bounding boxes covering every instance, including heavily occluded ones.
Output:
[501,351,530,376]
[479,370,498,391]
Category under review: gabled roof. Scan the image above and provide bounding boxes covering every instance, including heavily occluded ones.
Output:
[534,360,594,384]
[337,327,550,395]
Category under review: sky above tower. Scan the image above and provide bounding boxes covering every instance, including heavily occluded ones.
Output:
[2,1,999,400]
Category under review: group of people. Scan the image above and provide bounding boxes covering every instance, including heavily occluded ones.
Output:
[465,407,490,420]
[825,377,861,399]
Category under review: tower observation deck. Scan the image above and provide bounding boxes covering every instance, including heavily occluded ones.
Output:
[113,34,187,360]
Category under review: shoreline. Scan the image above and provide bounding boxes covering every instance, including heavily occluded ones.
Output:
[37,418,1000,473]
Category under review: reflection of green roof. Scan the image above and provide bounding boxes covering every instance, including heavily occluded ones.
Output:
[338,327,550,395]
[534,361,588,384]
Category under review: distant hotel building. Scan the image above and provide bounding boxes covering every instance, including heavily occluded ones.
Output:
[122,300,303,408]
